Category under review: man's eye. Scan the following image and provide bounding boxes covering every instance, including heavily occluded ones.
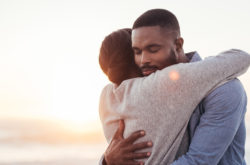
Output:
[134,50,141,55]
[149,47,160,53]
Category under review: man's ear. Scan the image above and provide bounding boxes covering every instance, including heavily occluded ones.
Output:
[175,37,184,53]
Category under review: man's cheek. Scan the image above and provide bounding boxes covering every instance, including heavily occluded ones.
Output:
[134,56,141,66]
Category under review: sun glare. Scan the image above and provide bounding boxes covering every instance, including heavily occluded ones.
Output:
[169,70,180,81]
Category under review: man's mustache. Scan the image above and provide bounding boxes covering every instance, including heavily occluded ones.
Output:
[140,64,159,71]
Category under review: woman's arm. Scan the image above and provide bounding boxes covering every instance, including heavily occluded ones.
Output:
[146,49,250,116]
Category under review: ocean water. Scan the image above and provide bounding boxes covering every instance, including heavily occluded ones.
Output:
[0,140,249,164]
[0,118,249,164]
[0,142,106,165]
[0,118,107,165]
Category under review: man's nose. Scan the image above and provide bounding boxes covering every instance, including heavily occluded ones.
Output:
[140,52,151,65]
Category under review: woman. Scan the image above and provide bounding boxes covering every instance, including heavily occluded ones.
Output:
[98,28,250,165]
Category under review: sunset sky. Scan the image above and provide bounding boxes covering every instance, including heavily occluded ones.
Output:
[0,0,250,136]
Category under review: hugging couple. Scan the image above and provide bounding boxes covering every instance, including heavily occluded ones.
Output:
[98,9,250,165]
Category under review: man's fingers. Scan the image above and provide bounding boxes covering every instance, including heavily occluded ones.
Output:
[113,119,125,139]
[125,152,151,160]
[124,130,145,144]
[119,119,125,135]
[129,141,153,152]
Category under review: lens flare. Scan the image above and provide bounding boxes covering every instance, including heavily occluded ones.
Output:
[169,70,180,81]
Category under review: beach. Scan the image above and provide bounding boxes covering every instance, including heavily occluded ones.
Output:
[0,140,249,164]
[0,118,249,164]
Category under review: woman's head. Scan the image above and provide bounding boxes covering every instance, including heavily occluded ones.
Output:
[99,28,142,85]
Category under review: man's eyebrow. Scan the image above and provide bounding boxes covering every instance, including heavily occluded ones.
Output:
[132,44,161,51]
[146,44,161,49]
[132,46,140,50]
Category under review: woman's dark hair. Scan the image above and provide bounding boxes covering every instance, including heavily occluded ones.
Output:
[99,28,140,85]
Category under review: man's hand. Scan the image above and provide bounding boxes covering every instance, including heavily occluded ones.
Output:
[103,120,152,165]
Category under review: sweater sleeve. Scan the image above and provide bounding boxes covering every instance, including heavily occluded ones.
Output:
[145,49,250,120]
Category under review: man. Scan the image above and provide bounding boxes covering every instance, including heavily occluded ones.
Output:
[101,9,247,165]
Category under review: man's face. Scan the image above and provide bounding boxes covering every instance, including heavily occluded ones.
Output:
[132,26,178,76]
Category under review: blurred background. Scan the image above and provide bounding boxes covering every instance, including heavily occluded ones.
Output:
[0,0,250,164]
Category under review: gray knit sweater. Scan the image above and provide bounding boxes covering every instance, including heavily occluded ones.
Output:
[99,49,250,165]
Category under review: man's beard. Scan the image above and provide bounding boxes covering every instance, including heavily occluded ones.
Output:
[140,48,178,76]
[168,48,179,66]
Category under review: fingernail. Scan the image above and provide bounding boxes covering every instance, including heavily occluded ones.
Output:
[140,131,145,135]
[147,152,151,156]
[147,141,152,146]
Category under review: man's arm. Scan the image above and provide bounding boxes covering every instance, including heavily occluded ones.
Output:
[99,120,153,165]
[171,79,247,165]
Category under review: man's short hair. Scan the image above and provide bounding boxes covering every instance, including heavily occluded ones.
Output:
[132,9,180,35]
